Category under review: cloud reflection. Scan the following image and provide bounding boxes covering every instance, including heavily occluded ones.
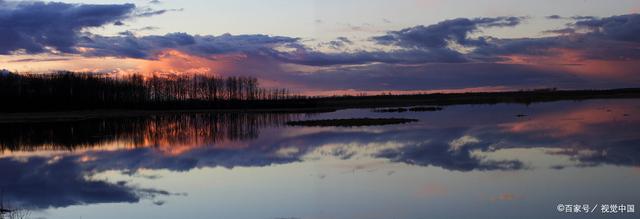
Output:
[0,156,169,209]
[1,100,639,209]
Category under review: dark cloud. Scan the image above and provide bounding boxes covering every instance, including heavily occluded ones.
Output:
[280,62,590,91]
[478,14,640,61]
[545,15,596,20]
[471,36,562,57]
[359,14,640,68]
[270,47,468,66]
[7,57,73,63]
[80,33,299,59]
[266,14,639,67]
[239,16,524,66]
[322,36,354,49]
[135,8,183,18]
[0,156,169,209]
[0,1,135,54]
[573,14,640,43]
[2,7,639,92]
[546,15,564,20]
[136,26,160,32]
[70,16,525,67]
[57,14,638,91]
[571,16,597,20]
[372,17,524,49]
[2,6,638,69]
[542,28,576,35]
[118,26,160,36]
[7,10,635,69]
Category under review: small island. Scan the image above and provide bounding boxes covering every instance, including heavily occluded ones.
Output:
[286,118,419,127]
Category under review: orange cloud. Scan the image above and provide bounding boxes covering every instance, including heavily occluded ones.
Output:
[0,54,144,74]
[0,50,247,78]
[501,48,640,80]
[139,50,247,77]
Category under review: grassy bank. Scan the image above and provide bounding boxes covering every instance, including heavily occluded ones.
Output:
[1,88,640,123]
[2,72,640,114]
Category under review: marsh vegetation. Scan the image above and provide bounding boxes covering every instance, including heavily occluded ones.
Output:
[1,71,640,114]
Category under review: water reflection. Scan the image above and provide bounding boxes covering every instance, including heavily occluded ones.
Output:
[0,112,300,209]
[0,156,168,209]
[0,113,297,153]
[0,100,639,219]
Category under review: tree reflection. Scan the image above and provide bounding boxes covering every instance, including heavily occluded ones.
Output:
[0,113,298,153]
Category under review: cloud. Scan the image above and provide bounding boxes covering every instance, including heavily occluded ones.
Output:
[471,14,640,69]
[542,28,576,35]
[0,110,526,173]
[0,156,169,209]
[494,102,640,168]
[80,33,300,59]
[4,14,524,67]
[0,1,135,54]
[261,128,527,172]
[278,62,589,91]
[270,47,468,66]
[7,57,73,63]
[546,15,564,20]
[321,37,354,49]
[372,17,524,49]
[259,16,525,66]
[268,14,639,71]
[79,146,301,173]
[134,8,183,18]
[135,26,160,32]
[3,10,639,91]
[572,14,640,43]
[2,99,639,205]
[372,129,525,172]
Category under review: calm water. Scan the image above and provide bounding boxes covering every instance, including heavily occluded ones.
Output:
[1,99,639,219]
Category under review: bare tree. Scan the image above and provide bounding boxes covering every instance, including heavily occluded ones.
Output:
[0,71,301,112]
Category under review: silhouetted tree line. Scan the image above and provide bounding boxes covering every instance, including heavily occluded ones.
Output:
[0,71,309,112]
[2,70,639,112]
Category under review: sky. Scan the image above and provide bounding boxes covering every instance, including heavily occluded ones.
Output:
[1,0,640,94]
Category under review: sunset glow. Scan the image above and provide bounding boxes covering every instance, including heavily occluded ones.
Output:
[1,2,640,219]
[1,0,638,94]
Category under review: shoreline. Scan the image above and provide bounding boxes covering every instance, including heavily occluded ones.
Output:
[0,108,339,124]
[2,88,640,123]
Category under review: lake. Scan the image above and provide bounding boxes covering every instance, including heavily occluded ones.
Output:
[1,99,639,219]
